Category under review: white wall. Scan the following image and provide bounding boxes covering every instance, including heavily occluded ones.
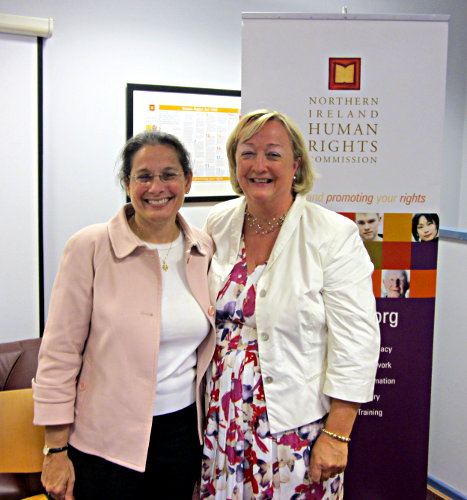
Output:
[0,33,39,342]
[459,82,467,229]
[0,0,465,495]
[430,238,467,495]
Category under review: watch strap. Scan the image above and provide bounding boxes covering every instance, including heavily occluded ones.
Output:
[43,444,69,455]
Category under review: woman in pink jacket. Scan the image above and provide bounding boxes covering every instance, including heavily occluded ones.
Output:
[33,131,215,499]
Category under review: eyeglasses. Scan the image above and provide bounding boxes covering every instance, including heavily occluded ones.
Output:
[132,171,183,185]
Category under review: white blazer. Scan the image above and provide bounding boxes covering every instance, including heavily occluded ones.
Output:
[205,194,380,434]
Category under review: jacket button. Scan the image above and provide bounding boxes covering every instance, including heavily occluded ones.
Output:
[259,289,266,298]
[264,376,273,384]
[208,305,215,316]
[261,332,269,341]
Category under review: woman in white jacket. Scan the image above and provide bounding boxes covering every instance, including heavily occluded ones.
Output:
[200,110,380,499]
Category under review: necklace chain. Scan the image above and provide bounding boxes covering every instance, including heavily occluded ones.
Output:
[129,215,176,270]
[160,239,174,271]
[245,210,287,235]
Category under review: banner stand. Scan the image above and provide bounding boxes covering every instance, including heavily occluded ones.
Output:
[242,13,448,500]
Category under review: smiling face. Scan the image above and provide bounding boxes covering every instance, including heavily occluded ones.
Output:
[383,270,408,298]
[126,144,192,238]
[355,213,381,241]
[416,215,438,241]
[235,119,300,214]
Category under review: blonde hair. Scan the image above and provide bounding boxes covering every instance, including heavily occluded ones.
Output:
[226,109,317,195]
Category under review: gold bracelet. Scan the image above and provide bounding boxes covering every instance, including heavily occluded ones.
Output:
[321,428,351,443]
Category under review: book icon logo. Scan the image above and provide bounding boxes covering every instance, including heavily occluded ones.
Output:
[329,58,361,90]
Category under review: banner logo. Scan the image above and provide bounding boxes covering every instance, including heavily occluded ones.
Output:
[329,58,361,90]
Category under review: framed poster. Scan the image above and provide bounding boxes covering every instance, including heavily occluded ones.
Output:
[127,84,241,202]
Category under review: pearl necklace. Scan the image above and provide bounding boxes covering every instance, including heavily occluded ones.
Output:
[245,210,287,235]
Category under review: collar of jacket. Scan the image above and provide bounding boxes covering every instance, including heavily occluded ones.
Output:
[227,193,307,268]
[107,203,208,260]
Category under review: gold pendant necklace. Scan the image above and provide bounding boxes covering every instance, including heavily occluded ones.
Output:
[160,238,174,271]
[129,215,177,271]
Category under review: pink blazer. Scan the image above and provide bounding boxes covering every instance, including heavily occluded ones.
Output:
[33,204,215,472]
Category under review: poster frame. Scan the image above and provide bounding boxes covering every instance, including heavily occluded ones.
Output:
[126,83,241,203]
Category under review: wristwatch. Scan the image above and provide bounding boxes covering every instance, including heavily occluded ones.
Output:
[43,444,69,456]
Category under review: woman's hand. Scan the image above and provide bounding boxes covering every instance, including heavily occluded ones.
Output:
[309,397,360,483]
[42,425,74,500]
[42,451,75,500]
[309,432,348,482]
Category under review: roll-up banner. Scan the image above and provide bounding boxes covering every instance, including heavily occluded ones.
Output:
[242,13,448,500]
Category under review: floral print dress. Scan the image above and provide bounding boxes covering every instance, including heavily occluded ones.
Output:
[201,243,343,500]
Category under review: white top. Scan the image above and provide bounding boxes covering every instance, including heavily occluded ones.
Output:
[146,232,210,415]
